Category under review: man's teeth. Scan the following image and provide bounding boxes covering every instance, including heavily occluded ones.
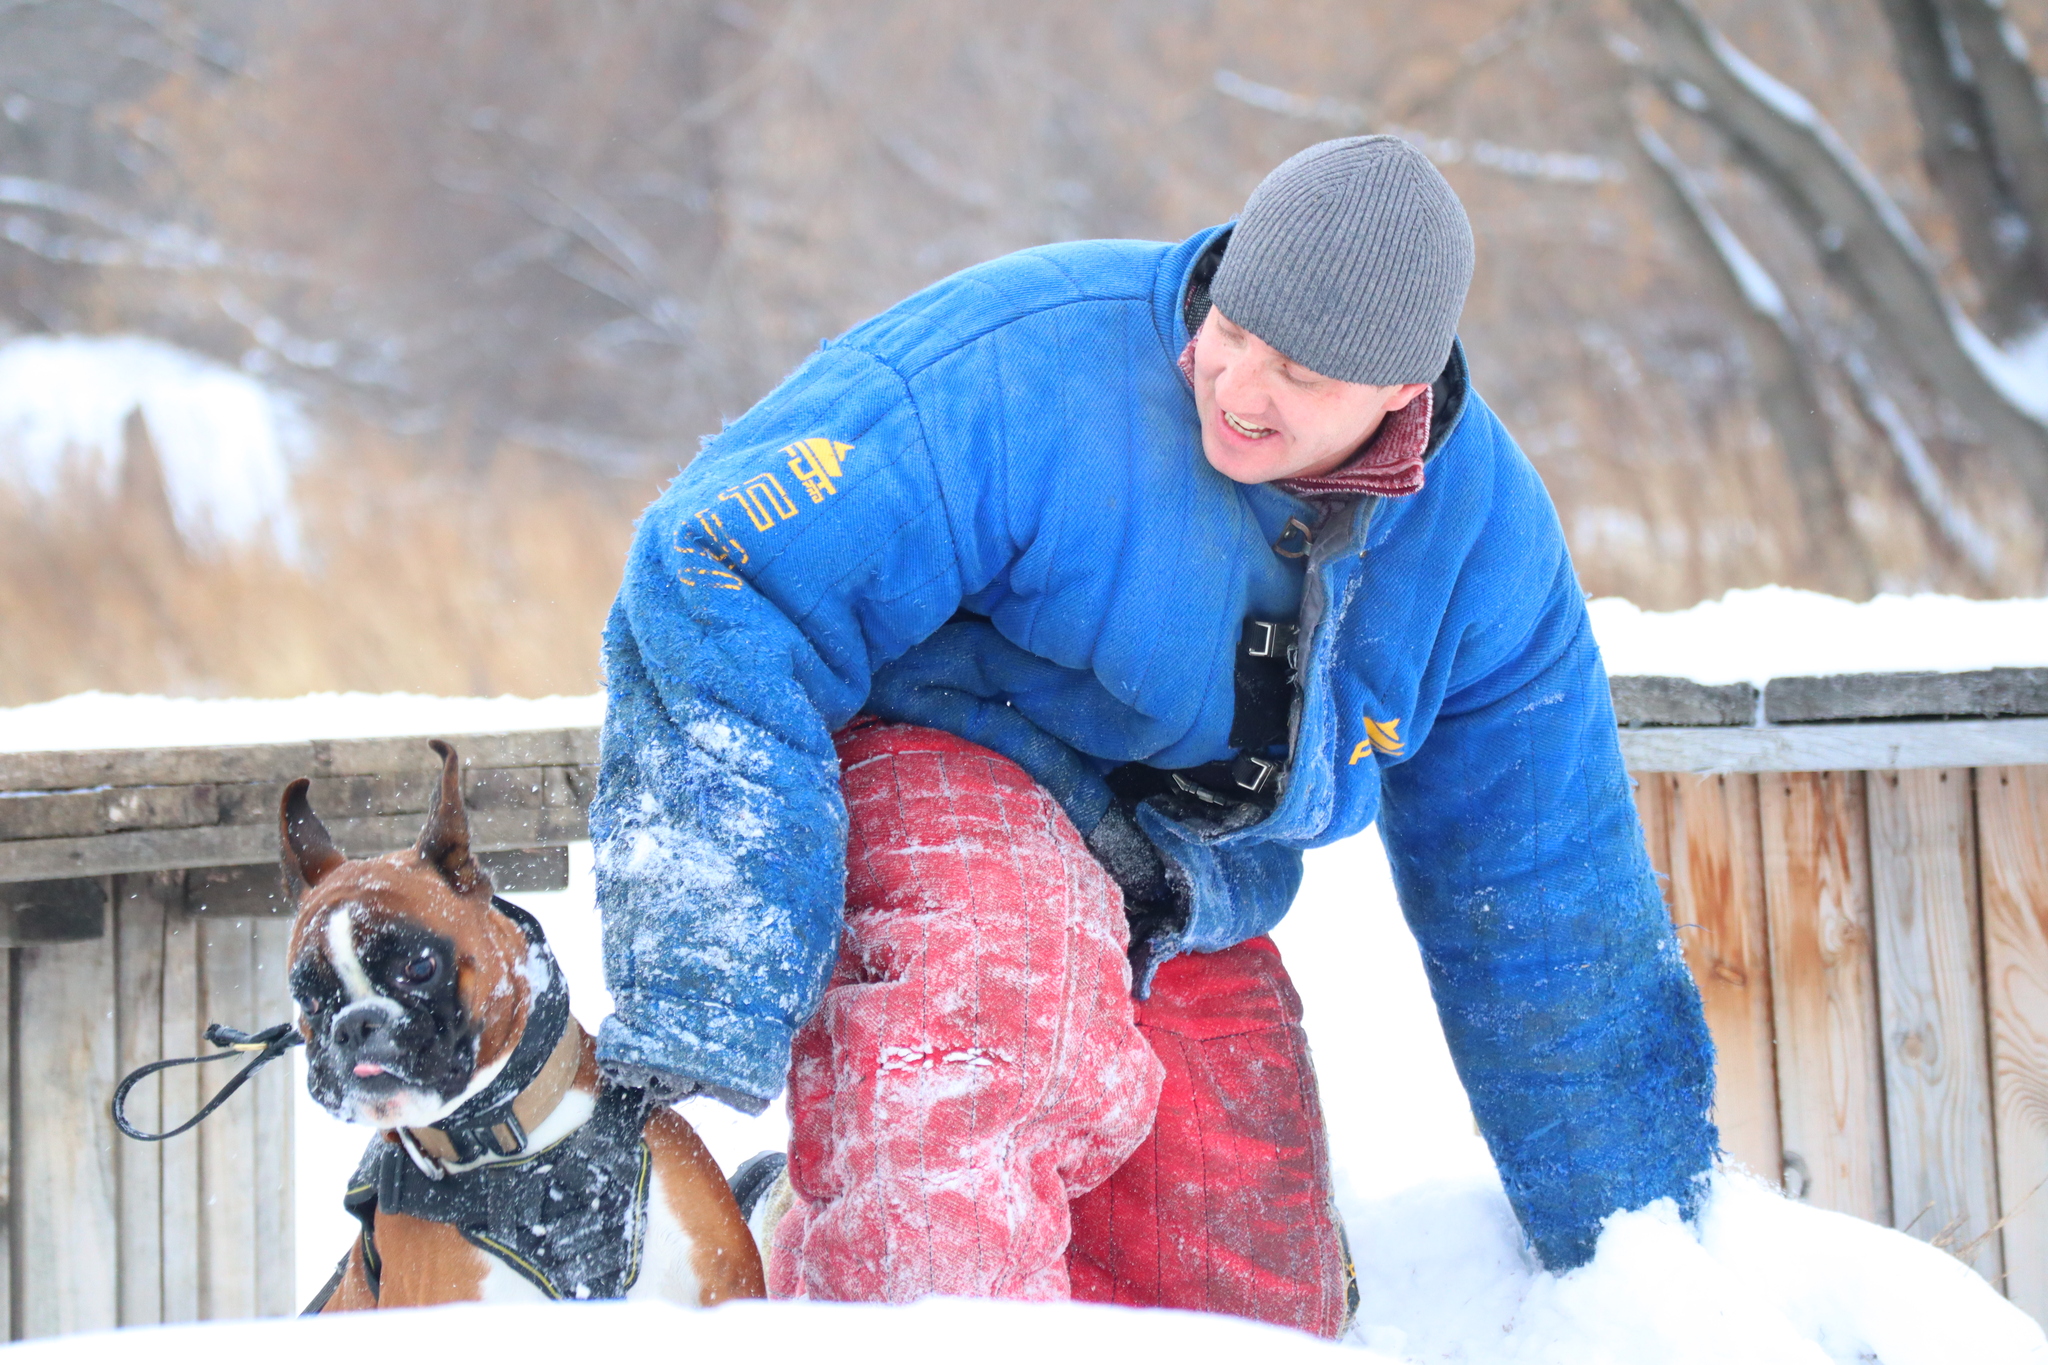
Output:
[1224,412,1274,437]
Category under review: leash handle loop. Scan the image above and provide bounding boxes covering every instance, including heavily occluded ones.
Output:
[112,1020,304,1142]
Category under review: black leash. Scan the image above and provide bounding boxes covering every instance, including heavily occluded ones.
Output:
[112,1021,304,1142]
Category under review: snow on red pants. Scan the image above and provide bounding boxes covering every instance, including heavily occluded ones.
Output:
[770,720,1346,1338]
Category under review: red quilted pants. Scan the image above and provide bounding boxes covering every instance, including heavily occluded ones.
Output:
[770,721,1344,1337]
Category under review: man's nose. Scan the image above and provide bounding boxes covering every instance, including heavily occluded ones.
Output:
[1211,355,1269,415]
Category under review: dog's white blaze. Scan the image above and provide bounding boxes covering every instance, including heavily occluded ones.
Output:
[627,1165,705,1306]
[324,907,379,1003]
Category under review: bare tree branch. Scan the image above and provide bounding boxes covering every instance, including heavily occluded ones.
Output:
[1635,120,1875,593]
[1937,0,2048,287]
[1877,0,2048,339]
[0,175,307,275]
[1629,0,2048,516]
[1841,348,2002,582]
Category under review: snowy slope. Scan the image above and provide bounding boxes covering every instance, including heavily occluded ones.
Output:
[0,334,309,557]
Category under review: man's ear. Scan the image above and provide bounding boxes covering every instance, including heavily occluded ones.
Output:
[1388,381,1430,412]
[280,778,345,894]
[416,739,489,896]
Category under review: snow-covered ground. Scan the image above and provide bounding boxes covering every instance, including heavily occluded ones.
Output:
[282,831,2045,1362]
[5,588,2048,1360]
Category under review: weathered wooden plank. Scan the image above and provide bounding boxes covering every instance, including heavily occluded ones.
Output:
[198,920,259,1320]
[0,728,599,794]
[0,876,107,944]
[159,906,201,1323]
[1868,769,2004,1282]
[0,783,221,842]
[1766,668,2048,724]
[1621,717,2048,774]
[1758,773,1891,1223]
[1612,676,1758,728]
[479,846,572,894]
[186,864,291,918]
[0,764,569,845]
[1666,773,1783,1183]
[113,873,174,1325]
[0,803,590,883]
[15,895,120,1338]
[252,915,296,1317]
[1978,765,2048,1321]
[0,941,14,1342]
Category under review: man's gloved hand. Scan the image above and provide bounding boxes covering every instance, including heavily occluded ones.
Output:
[597,1059,776,1115]
[599,1059,703,1103]
[1084,799,1188,997]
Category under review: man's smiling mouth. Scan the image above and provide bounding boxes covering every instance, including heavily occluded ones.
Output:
[1223,411,1275,439]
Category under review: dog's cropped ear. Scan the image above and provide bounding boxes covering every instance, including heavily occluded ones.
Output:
[417,739,488,895]
[280,778,346,894]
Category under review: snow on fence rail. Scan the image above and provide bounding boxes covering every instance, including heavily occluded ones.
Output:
[0,678,2043,1339]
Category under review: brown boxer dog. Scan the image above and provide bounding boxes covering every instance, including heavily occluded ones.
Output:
[290,739,763,1311]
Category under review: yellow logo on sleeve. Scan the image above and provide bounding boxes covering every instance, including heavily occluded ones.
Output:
[784,437,855,501]
[677,437,855,590]
[1347,716,1404,764]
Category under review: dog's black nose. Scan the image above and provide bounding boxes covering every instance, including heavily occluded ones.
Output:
[331,1001,391,1051]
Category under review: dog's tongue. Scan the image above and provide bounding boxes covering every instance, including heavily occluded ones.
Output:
[353,1062,386,1078]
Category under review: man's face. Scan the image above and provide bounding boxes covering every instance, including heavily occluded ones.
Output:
[1192,308,1428,485]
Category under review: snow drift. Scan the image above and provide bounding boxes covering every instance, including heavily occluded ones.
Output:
[0,333,308,557]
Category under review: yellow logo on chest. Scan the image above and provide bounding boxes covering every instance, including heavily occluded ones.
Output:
[1348,716,1404,764]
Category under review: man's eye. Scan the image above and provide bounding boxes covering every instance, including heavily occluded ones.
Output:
[394,950,440,986]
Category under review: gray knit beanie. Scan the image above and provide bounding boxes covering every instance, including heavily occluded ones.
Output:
[1209,135,1474,386]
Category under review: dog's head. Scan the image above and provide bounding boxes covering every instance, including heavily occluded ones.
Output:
[285,739,544,1129]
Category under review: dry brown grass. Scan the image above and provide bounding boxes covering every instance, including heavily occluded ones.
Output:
[0,418,653,705]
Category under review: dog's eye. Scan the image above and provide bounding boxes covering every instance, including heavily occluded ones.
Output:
[394,949,440,987]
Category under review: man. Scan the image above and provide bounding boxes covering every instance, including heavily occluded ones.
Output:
[592,136,1718,1335]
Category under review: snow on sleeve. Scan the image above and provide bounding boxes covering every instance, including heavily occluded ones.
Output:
[1588,587,2048,687]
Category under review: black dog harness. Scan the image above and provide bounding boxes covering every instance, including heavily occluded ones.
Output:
[329,1077,654,1304]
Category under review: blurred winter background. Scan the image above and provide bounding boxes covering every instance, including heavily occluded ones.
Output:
[5,0,2048,703]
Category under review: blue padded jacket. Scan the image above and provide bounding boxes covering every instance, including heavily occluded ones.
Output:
[593,224,1718,1269]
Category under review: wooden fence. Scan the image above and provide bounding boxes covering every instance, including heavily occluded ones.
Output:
[0,673,2044,1338]
[0,730,595,1340]
[1615,667,2048,1323]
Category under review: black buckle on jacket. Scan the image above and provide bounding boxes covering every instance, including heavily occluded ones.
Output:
[1244,619,1299,671]
[1166,753,1283,813]
[1230,753,1280,794]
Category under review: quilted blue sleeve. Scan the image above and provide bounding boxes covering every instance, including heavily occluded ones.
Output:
[1374,447,1718,1269]
[592,344,974,1109]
